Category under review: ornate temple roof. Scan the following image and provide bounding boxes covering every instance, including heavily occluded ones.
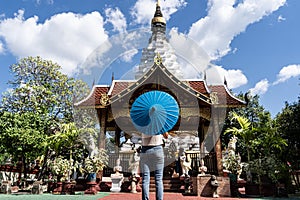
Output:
[75,0,245,109]
[75,77,245,108]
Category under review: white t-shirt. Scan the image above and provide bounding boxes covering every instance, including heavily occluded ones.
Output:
[142,134,163,146]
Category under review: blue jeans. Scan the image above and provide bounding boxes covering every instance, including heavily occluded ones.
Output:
[140,145,164,200]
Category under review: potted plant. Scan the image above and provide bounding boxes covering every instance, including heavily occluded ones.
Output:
[48,156,77,194]
[80,149,108,182]
[222,151,241,197]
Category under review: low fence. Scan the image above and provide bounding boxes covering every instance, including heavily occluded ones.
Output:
[103,151,218,177]
[186,152,218,175]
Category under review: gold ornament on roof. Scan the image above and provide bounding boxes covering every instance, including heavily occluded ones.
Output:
[210,92,219,104]
[154,53,162,65]
[100,93,110,106]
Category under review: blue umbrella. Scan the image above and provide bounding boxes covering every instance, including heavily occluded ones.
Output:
[130,90,179,135]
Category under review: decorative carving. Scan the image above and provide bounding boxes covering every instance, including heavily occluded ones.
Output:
[100,94,110,106]
[199,107,211,120]
[154,52,162,65]
[210,92,219,104]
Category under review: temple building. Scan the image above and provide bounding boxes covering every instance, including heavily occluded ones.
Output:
[75,0,245,193]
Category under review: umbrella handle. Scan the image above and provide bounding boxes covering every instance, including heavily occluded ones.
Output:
[150,106,156,113]
[163,132,168,139]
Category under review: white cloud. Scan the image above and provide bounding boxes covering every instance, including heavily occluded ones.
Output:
[120,49,138,63]
[131,0,187,25]
[36,0,54,5]
[277,15,286,22]
[168,28,210,78]
[273,64,300,85]
[0,41,4,54]
[105,7,127,33]
[206,65,248,89]
[0,9,108,75]
[250,79,269,95]
[188,0,286,59]
[225,69,248,89]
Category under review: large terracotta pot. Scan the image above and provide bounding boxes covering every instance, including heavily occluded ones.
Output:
[52,182,63,194]
[245,183,260,196]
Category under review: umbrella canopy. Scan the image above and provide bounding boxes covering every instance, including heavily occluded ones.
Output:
[130,90,179,135]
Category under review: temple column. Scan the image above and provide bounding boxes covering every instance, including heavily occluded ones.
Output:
[97,108,107,149]
[212,107,223,176]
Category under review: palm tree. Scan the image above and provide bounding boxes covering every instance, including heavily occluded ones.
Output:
[224,112,253,162]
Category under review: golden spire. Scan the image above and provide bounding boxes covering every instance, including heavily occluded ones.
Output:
[152,0,166,25]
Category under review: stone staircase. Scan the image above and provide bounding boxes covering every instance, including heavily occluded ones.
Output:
[149,177,183,192]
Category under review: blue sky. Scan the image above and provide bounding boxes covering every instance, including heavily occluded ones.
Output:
[0,0,299,117]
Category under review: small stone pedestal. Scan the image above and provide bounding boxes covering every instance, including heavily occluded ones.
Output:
[0,181,11,194]
[84,182,98,195]
[110,176,124,192]
[32,181,43,194]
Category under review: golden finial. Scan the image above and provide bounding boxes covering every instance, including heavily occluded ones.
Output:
[157,0,161,7]
[152,0,166,25]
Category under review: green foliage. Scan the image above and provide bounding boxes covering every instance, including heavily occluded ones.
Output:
[275,98,300,169]
[0,56,92,178]
[222,151,241,174]
[47,156,78,181]
[80,149,108,173]
[45,123,80,153]
[0,111,47,164]
[224,112,254,162]
[2,56,74,121]
[224,110,288,184]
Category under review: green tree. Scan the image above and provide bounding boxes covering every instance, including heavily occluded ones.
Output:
[0,111,47,177]
[225,112,287,185]
[224,112,253,162]
[2,56,75,122]
[0,56,91,179]
[232,94,269,127]
[275,98,300,168]
[222,94,270,160]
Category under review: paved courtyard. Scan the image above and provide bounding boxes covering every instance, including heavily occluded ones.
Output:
[0,192,299,200]
[100,192,247,200]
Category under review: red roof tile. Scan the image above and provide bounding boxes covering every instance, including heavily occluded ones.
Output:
[109,81,133,97]
[187,80,210,96]
[75,85,109,107]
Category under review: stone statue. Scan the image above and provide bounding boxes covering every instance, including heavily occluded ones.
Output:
[222,136,242,175]
[228,135,237,154]
[199,158,207,176]
[128,152,140,177]
[210,175,219,198]
[113,158,122,176]
[180,153,191,177]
